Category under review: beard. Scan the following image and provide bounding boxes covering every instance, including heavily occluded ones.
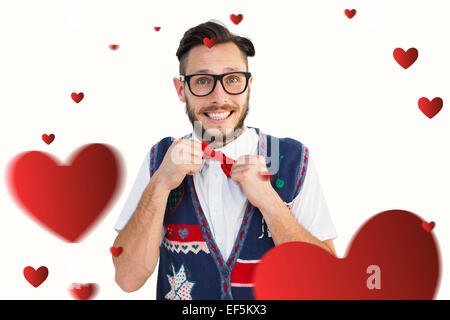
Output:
[185,93,250,147]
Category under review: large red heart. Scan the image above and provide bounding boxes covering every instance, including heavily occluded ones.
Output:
[418,97,443,119]
[7,144,122,242]
[253,210,440,299]
[393,47,418,69]
[23,266,49,288]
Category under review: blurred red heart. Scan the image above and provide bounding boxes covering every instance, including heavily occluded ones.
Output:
[42,133,55,145]
[7,144,122,242]
[344,9,356,19]
[109,44,119,50]
[393,48,418,69]
[418,97,443,119]
[154,26,161,31]
[230,14,243,25]
[71,92,84,103]
[69,283,98,300]
[203,37,216,49]
[23,266,49,288]
[253,210,440,299]
[110,246,123,257]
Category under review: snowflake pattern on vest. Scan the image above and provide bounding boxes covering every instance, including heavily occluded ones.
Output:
[165,264,196,300]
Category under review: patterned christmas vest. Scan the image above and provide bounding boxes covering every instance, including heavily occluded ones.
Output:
[149,127,309,300]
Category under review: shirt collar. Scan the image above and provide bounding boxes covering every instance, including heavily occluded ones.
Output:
[190,126,259,174]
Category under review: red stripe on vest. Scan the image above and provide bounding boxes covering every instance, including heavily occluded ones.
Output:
[230,260,259,285]
[164,224,204,242]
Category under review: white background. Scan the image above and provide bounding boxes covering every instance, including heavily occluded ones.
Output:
[0,0,449,299]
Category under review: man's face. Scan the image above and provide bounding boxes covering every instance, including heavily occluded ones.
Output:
[174,42,253,145]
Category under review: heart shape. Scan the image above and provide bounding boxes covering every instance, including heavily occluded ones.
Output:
[110,246,123,257]
[344,9,356,19]
[203,37,216,49]
[418,97,443,119]
[154,26,161,31]
[23,266,48,288]
[71,92,84,103]
[230,14,243,25]
[422,221,435,232]
[42,133,55,145]
[109,44,119,50]
[178,227,189,239]
[68,283,98,300]
[393,48,418,69]
[7,144,122,242]
[254,210,440,299]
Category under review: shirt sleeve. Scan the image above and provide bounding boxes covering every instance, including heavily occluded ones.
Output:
[289,154,337,242]
[113,151,166,244]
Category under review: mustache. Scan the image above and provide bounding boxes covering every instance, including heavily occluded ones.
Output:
[199,105,237,113]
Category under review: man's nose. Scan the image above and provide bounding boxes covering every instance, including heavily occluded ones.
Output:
[208,79,229,104]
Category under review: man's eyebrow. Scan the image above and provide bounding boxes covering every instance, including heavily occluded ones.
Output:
[193,67,240,73]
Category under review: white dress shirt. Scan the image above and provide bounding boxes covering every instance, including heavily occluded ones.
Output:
[114,126,337,261]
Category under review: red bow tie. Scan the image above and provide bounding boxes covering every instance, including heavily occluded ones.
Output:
[201,141,235,177]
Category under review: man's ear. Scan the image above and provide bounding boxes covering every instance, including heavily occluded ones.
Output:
[173,77,186,102]
[248,75,253,94]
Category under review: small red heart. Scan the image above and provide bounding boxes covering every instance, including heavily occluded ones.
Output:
[109,44,119,50]
[42,134,55,145]
[344,9,356,19]
[418,97,443,119]
[69,283,98,300]
[422,221,435,232]
[230,14,243,25]
[203,37,216,49]
[71,92,84,103]
[110,246,123,257]
[154,26,161,31]
[23,266,48,288]
[393,48,418,69]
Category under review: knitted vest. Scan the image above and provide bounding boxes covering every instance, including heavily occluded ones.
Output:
[149,127,309,300]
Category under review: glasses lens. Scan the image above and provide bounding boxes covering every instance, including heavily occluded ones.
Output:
[223,73,247,94]
[190,75,215,96]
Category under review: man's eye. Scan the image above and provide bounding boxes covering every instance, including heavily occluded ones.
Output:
[197,78,210,85]
[227,77,239,83]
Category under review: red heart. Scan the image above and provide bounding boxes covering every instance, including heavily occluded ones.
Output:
[254,210,440,299]
[393,48,418,69]
[418,97,443,119]
[7,144,122,242]
[422,221,435,232]
[110,246,123,257]
[42,133,55,145]
[23,266,49,288]
[203,37,216,49]
[154,26,161,31]
[109,44,119,50]
[344,9,356,19]
[230,14,243,25]
[71,92,84,103]
[69,283,98,300]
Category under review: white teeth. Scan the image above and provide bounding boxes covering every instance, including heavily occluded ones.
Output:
[206,111,231,120]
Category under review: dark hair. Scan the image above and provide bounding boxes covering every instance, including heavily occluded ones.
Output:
[176,20,255,75]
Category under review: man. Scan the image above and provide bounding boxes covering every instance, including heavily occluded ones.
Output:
[112,20,337,300]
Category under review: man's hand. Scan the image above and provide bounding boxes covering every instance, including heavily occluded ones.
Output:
[229,155,275,209]
[154,138,203,191]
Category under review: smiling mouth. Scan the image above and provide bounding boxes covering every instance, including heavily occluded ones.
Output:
[203,110,234,120]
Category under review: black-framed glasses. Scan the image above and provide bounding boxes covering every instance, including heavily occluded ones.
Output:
[180,71,251,97]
